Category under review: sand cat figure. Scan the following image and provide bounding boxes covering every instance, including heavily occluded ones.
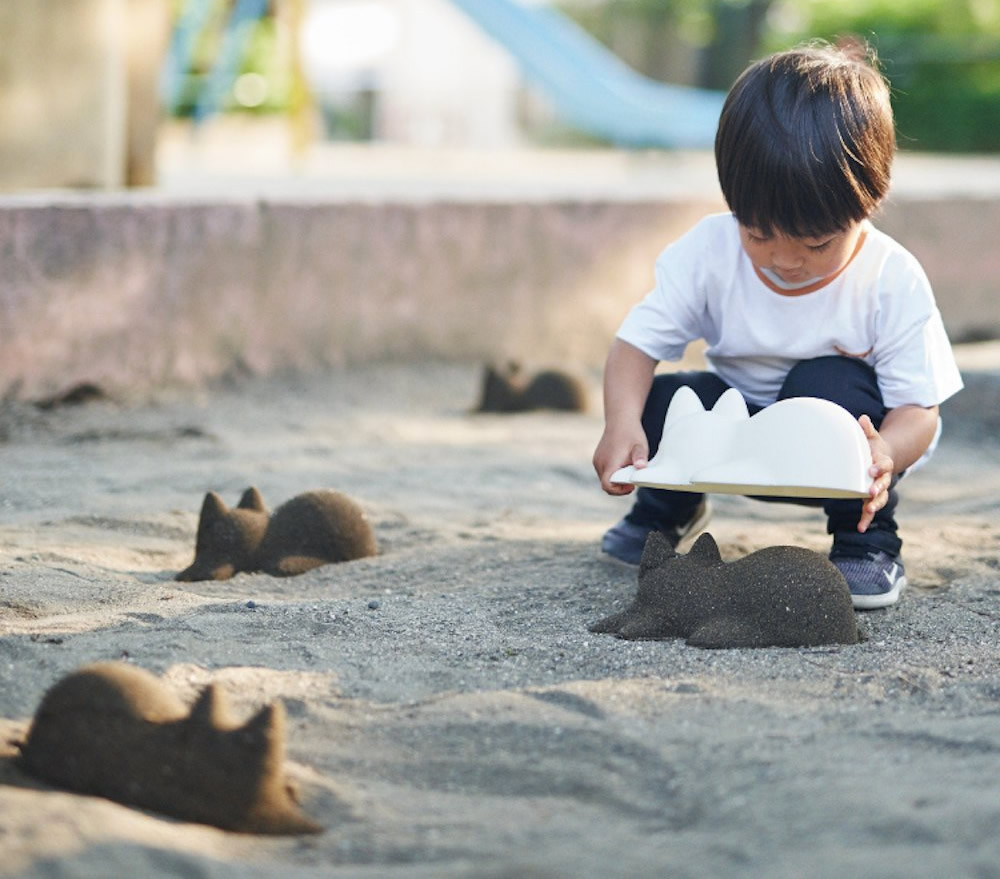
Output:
[590,532,859,648]
[18,662,321,834]
[176,486,376,581]
[475,362,588,413]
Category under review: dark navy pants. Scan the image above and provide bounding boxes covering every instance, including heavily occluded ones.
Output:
[626,356,901,555]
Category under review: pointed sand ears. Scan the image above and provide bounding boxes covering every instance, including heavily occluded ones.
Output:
[611,387,873,499]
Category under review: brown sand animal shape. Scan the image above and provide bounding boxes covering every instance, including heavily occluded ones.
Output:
[34,381,110,410]
[176,486,376,581]
[18,662,322,834]
[475,362,587,412]
[590,532,859,648]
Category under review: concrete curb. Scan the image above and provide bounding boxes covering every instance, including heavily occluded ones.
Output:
[0,191,996,397]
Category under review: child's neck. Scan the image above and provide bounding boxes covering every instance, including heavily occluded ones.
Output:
[757,267,826,290]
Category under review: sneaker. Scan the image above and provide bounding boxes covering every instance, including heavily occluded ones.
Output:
[601,498,711,565]
[829,545,907,610]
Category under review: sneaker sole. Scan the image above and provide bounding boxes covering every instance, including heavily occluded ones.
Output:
[851,575,907,610]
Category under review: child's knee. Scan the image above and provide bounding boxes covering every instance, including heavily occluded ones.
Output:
[779,356,884,419]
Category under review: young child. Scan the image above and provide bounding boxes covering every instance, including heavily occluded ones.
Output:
[593,42,963,609]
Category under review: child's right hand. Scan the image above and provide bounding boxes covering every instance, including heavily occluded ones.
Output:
[594,339,659,495]
[593,425,649,495]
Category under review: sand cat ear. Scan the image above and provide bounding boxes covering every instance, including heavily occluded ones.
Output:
[247,700,283,731]
[710,388,750,421]
[639,529,679,574]
[191,493,230,572]
[687,532,722,564]
[199,492,228,525]
[189,683,230,729]
[237,487,267,512]
[242,702,284,757]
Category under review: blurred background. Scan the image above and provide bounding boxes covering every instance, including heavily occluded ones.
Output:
[2,0,999,398]
[2,0,999,191]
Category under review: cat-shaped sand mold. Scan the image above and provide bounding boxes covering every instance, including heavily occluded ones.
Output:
[18,662,322,834]
[611,386,872,498]
[475,362,588,413]
[177,486,376,581]
[590,532,859,648]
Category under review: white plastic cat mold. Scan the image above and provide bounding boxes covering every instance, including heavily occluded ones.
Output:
[611,387,873,498]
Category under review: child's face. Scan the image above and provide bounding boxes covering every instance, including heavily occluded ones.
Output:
[738,220,865,289]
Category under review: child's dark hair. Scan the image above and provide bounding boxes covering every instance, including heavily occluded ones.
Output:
[715,42,895,239]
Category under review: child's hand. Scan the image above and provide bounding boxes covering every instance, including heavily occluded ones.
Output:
[858,414,894,533]
[593,426,649,495]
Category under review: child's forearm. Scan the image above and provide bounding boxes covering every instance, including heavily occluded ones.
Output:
[603,339,658,427]
[594,340,659,493]
[878,404,940,473]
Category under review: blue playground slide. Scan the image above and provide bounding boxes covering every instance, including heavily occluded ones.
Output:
[447,0,726,148]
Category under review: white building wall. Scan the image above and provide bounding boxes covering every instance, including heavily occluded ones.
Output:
[302,0,524,147]
[377,0,522,146]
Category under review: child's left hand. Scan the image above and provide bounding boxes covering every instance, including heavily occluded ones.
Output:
[858,414,893,533]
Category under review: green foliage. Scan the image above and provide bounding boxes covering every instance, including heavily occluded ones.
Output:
[767,0,1000,152]
[558,0,773,88]
[237,17,292,114]
[168,0,291,117]
[562,0,1000,151]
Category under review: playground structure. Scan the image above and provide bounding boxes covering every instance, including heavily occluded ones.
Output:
[162,0,725,148]
[0,0,724,190]
[446,0,724,147]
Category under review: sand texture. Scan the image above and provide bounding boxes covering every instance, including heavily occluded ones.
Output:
[2,362,999,878]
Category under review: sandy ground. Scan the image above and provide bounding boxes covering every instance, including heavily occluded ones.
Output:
[1,358,999,878]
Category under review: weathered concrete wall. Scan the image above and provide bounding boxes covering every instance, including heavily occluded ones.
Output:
[0,196,718,396]
[0,193,994,397]
[877,197,1000,344]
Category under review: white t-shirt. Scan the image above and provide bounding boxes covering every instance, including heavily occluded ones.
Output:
[617,213,964,409]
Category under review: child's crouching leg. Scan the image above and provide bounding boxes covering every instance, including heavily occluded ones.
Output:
[778,356,906,606]
[778,355,887,426]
